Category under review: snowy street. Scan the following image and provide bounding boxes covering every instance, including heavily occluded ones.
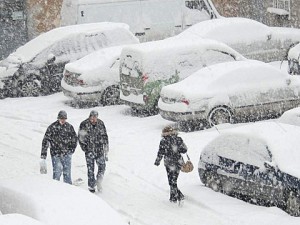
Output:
[0,93,299,225]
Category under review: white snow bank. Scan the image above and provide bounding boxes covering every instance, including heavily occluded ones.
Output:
[278,107,300,127]
[0,214,46,225]
[0,176,127,225]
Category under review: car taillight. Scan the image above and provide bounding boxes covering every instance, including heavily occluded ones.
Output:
[181,98,189,105]
[64,70,71,77]
[142,74,149,82]
[143,95,149,103]
[77,79,86,86]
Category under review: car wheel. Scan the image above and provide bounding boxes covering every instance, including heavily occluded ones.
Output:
[101,86,120,106]
[222,179,233,195]
[20,80,40,97]
[286,192,300,216]
[208,106,233,127]
[207,175,221,192]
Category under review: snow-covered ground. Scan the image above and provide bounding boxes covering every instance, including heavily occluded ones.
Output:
[1,91,300,225]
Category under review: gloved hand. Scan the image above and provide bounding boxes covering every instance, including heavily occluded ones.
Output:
[40,159,47,174]
[154,160,160,166]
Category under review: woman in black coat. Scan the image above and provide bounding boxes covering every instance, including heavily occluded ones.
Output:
[154,126,187,203]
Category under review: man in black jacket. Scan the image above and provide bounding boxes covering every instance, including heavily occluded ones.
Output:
[78,110,109,193]
[154,126,187,203]
[41,110,78,184]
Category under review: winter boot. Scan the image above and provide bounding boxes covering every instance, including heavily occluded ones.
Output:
[177,189,185,201]
[169,187,178,203]
[88,186,96,193]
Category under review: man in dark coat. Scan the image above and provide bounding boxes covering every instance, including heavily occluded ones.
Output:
[41,110,78,184]
[78,110,109,193]
[154,126,187,203]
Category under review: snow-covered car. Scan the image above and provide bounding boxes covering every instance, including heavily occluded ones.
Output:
[0,22,138,99]
[158,60,300,127]
[176,17,300,62]
[120,38,246,114]
[287,43,300,75]
[198,122,300,216]
[61,44,139,107]
[277,107,300,126]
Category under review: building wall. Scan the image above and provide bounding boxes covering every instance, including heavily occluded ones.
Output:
[26,0,63,39]
[212,0,300,28]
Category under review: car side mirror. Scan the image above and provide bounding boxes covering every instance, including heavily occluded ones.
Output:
[47,53,56,64]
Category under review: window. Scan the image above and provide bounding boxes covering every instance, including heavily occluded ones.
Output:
[267,0,290,19]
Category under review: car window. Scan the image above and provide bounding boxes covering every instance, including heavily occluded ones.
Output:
[201,49,236,66]
[216,135,271,168]
[175,51,204,79]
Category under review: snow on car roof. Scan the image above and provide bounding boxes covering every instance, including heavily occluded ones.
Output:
[9,22,130,63]
[278,107,300,127]
[176,17,270,44]
[161,60,286,100]
[288,43,300,61]
[202,122,300,179]
[0,214,47,225]
[122,37,245,62]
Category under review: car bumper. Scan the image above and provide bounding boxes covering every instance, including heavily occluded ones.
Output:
[159,109,207,122]
[62,86,103,102]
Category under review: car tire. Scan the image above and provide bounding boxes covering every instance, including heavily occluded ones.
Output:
[222,179,233,195]
[101,85,120,106]
[20,79,40,97]
[208,106,233,127]
[286,192,300,216]
[207,174,221,192]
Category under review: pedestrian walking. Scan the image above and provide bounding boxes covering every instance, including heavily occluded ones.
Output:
[40,110,78,184]
[78,110,109,193]
[154,126,187,203]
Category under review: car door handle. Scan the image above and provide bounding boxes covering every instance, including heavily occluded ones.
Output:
[144,28,150,30]
[175,25,182,28]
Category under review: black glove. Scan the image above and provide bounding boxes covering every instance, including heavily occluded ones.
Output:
[154,160,160,166]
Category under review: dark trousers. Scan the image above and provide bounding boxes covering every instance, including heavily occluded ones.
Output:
[85,152,106,188]
[165,166,184,201]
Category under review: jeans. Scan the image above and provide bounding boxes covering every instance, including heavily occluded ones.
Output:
[85,152,106,189]
[51,154,72,184]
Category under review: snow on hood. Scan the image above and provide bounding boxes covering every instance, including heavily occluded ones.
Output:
[288,43,300,61]
[176,17,271,44]
[201,122,300,179]
[7,22,130,64]
[278,107,300,127]
[160,60,287,101]
[65,45,127,85]
[0,176,127,225]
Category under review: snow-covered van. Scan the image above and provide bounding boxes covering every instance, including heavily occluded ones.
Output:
[119,38,246,113]
[0,22,137,99]
[61,0,219,42]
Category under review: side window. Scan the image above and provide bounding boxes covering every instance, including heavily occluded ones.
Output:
[201,50,236,67]
[185,0,201,9]
[176,51,204,79]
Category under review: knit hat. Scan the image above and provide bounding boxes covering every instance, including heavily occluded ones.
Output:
[89,110,98,118]
[57,110,67,119]
[161,126,177,137]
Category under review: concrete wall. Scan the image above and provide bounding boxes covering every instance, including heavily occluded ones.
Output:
[26,0,63,39]
[212,0,300,28]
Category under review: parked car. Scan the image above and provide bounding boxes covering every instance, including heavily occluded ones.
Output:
[119,38,246,114]
[287,43,300,75]
[176,17,300,62]
[277,107,300,126]
[198,122,300,216]
[158,60,300,128]
[0,22,138,99]
[61,44,138,107]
